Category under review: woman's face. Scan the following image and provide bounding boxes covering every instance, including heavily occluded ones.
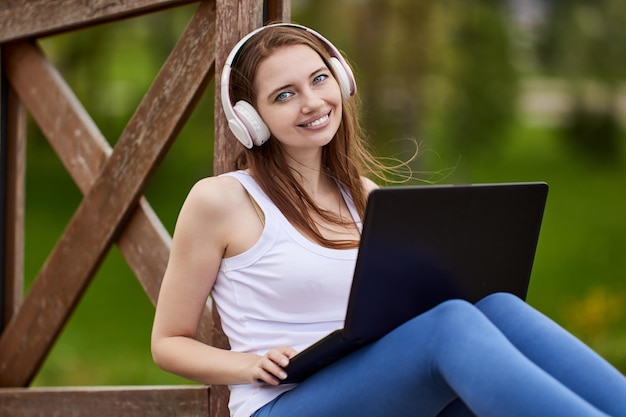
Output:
[253,44,343,157]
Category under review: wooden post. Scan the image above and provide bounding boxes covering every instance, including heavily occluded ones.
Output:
[264,0,291,23]
[211,1,290,415]
[0,47,26,332]
[0,48,7,332]
[213,0,291,176]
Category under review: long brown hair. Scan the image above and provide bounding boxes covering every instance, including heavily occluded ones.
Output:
[227,25,380,249]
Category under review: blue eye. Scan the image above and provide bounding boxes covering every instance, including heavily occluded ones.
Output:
[313,74,329,84]
[275,91,293,102]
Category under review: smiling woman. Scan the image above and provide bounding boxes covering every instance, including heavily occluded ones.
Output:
[221,23,375,250]
[150,23,626,417]
[253,44,343,154]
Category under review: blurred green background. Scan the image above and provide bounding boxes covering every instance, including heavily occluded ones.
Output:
[17,0,626,386]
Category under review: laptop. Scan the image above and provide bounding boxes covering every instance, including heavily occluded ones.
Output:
[280,181,549,384]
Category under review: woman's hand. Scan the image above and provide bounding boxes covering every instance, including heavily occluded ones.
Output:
[252,346,298,385]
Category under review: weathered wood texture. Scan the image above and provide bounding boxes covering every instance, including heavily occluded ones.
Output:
[214,0,262,177]
[0,0,217,388]
[6,41,160,311]
[211,4,265,414]
[210,1,290,415]
[0,386,210,417]
[211,0,288,175]
[0,76,26,328]
[0,0,197,43]
[265,0,291,22]
[2,37,216,344]
[0,0,291,416]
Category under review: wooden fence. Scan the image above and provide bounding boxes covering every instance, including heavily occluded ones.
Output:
[0,0,290,415]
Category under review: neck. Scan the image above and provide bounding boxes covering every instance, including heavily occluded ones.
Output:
[283,148,331,197]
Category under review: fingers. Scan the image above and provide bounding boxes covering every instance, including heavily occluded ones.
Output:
[253,346,298,386]
[269,346,296,366]
[282,346,298,359]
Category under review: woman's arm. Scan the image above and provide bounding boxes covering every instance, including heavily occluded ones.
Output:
[151,177,295,386]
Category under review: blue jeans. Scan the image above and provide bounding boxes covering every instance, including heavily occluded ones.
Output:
[252,293,626,417]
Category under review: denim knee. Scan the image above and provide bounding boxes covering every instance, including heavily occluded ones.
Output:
[478,291,522,304]
[475,292,525,316]
[426,299,490,340]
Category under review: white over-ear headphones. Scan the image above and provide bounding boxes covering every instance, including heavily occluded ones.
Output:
[220,23,357,149]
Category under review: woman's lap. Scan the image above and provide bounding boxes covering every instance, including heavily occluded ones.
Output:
[253,297,511,417]
[253,293,626,417]
[253,299,466,417]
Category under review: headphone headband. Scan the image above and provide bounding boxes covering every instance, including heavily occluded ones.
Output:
[220,23,356,148]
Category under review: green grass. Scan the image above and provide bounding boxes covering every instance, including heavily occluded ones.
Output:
[439,123,626,372]
[22,120,626,387]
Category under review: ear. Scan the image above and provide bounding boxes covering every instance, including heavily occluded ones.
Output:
[233,100,271,147]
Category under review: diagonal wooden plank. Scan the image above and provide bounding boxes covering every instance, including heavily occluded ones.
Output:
[3,42,177,312]
[0,0,198,43]
[3,40,110,192]
[0,0,217,387]
[3,40,169,305]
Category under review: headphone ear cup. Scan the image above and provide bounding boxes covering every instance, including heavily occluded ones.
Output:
[233,100,271,147]
[330,57,352,100]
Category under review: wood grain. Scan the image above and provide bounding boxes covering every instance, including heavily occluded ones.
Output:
[0,386,210,417]
[0,0,216,387]
[0,0,197,43]
[0,79,26,328]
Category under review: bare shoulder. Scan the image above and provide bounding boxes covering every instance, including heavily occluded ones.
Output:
[173,175,250,245]
[361,176,380,194]
[179,174,262,258]
[184,175,249,216]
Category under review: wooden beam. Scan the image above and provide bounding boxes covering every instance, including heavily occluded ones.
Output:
[1,47,27,330]
[3,40,168,304]
[3,41,110,192]
[0,386,209,417]
[211,2,265,414]
[0,0,217,387]
[264,0,291,24]
[213,0,291,176]
[213,0,264,177]
[0,0,198,43]
[209,2,291,416]
[0,49,8,331]
[3,34,214,347]
[0,78,26,328]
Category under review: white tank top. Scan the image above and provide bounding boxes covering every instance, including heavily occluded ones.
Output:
[211,171,360,417]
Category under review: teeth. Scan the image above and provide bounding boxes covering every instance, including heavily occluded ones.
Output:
[304,114,329,127]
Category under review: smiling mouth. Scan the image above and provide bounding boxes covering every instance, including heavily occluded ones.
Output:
[300,112,330,128]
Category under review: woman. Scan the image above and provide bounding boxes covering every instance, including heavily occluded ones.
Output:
[151,24,626,417]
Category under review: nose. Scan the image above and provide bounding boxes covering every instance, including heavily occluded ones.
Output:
[301,88,324,113]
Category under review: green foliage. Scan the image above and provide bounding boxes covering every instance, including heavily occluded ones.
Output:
[562,103,623,163]
[534,0,626,162]
[463,124,626,372]
[293,0,435,156]
[425,1,520,156]
[294,0,520,160]
[16,1,626,387]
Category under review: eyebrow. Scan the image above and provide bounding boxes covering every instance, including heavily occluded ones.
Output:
[265,65,328,102]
